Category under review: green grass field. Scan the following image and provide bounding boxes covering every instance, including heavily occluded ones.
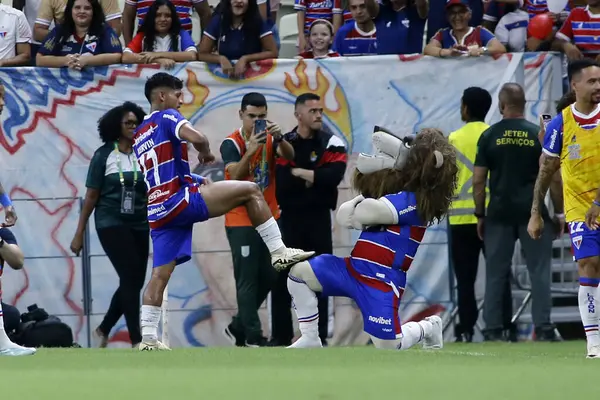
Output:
[1,341,597,399]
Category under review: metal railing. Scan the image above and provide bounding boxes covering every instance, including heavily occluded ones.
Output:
[442,226,580,337]
[10,195,457,347]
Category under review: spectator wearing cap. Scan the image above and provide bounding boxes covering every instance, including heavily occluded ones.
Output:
[427,0,483,42]
[364,0,428,55]
[424,0,506,57]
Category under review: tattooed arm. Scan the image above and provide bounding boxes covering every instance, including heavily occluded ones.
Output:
[532,154,561,215]
[549,169,564,215]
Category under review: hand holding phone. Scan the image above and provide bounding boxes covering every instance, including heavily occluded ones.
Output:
[540,114,552,129]
[254,119,268,143]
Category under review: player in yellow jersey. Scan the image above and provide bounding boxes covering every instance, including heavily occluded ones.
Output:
[528,59,600,359]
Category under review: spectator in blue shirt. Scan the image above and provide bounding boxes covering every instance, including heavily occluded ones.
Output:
[333,0,377,56]
[122,0,197,69]
[424,0,506,57]
[36,0,122,69]
[197,0,278,79]
[365,0,428,54]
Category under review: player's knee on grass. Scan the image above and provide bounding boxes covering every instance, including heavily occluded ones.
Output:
[578,256,600,278]
[289,261,323,292]
[370,336,402,350]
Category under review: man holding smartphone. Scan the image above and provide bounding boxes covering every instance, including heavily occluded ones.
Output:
[220,92,295,347]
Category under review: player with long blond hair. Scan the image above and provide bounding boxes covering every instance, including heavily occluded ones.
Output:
[280,127,459,349]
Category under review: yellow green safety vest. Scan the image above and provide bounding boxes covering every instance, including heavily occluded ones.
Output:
[448,121,490,225]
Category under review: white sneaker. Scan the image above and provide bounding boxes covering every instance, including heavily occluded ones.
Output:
[422,315,443,350]
[138,340,171,351]
[586,344,600,359]
[272,248,315,271]
[0,345,36,356]
[286,335,322,349]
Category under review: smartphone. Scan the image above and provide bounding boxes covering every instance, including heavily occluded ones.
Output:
[540,114,552,129]
[254,119,267,135]
[254,119,267,142]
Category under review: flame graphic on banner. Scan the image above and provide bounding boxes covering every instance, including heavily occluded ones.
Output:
[180,69,210,119]
[284,60,352,147]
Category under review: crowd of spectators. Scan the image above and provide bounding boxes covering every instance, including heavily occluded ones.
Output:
[0,0,594,74]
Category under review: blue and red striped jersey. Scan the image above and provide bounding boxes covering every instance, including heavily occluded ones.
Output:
[132,109,196,229]
[350,191,427,288]
[295,0,342,36]
[333,21,378,56]
[557,6,600,57]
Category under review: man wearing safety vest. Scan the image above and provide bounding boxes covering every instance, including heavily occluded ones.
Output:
[448,87,513,342]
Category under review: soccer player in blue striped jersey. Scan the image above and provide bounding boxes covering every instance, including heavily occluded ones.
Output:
[133,73,314,350]
[282,127,459,349]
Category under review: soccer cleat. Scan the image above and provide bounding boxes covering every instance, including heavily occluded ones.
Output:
[272,248,315,271]
[422,315,443,350]
[286,335,322,349]
[0,345,36,356]
[586,344,600,359]
[138,340,171,351]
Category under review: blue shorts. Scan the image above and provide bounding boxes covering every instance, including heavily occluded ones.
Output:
[151,191,209,268]
[309,254,405,340]
[568,221,600,261]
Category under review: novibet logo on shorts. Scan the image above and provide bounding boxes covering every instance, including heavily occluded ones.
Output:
[368,316,392,325]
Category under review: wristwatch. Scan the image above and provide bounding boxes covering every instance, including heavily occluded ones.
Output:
[474,212,485,219]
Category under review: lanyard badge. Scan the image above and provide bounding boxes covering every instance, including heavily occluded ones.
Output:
[114,142,138,215]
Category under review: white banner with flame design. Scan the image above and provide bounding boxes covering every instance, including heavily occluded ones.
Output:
[0,53,562,347]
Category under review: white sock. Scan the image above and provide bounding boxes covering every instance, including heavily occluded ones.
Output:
[287,275,319,337]
[141,305,161,342]
[256,217,285,254]
[400,320,432,350]
[579,278,600,346]
[0,302,13,348]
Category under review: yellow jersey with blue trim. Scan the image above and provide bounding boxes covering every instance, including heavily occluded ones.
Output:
[543,104,600,223]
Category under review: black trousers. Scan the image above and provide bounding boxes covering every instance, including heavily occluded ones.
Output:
[449,223,513,336]
[271,210,332,345]
[226,226,277,342]
[97,225,149,344]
